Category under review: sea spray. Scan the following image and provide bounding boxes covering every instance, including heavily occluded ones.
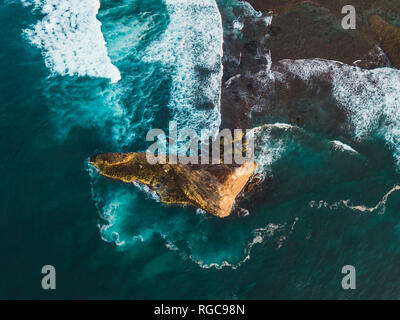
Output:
[275,59,400,168]
[22,0,121,83]
[144,0,224,139]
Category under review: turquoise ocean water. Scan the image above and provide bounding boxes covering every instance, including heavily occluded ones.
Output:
[1,0,400,299]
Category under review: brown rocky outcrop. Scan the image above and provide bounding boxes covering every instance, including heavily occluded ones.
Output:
[90,153,257,218]
[245,0,400,69]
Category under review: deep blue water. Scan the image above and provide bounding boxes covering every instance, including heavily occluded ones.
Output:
[1,0,400,299]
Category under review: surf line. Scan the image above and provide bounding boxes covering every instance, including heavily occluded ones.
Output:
[310,185,400,215]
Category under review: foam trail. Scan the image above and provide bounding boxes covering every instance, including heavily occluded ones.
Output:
[183,223,283,270]
[22,0,121,83]
[310,185,400,215]
[145,0,223,138]
[187,218,300,270]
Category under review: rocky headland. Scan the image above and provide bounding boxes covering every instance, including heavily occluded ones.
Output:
[90,152,257,218]
[90,0,400,218]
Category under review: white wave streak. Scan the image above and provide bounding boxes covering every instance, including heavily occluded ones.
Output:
[187,217,298,270]
[22,0,121,83]
[185,223,283,270]
[310,185,400,215]
[247,123,298,178]
[330,140,359,154]
[279,59,400,167]
[145,0,223,138]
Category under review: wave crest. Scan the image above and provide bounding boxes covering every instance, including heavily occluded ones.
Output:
[22,0,121,83]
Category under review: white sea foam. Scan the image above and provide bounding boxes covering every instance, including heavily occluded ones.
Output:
[189,217,300,269]
[144,0,224,138]
[330,140,359,154]
[332,67,400,139]
[229,0,263,18]
[310,185,400,215]
[248,123,299,177]
[277,59,400,168]
[332,66,400,166]
[34,0,167,147]
[187,223,284,270]
[22,0,121,83]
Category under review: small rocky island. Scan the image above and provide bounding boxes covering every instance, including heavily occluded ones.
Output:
[90,153,257,218]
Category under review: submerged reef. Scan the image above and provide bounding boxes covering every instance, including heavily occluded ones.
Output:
[90,153,257,218]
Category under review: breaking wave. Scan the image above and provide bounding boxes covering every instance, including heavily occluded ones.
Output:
[22,0,121,83]
[279,59,400,168]
[145,0,224,138]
